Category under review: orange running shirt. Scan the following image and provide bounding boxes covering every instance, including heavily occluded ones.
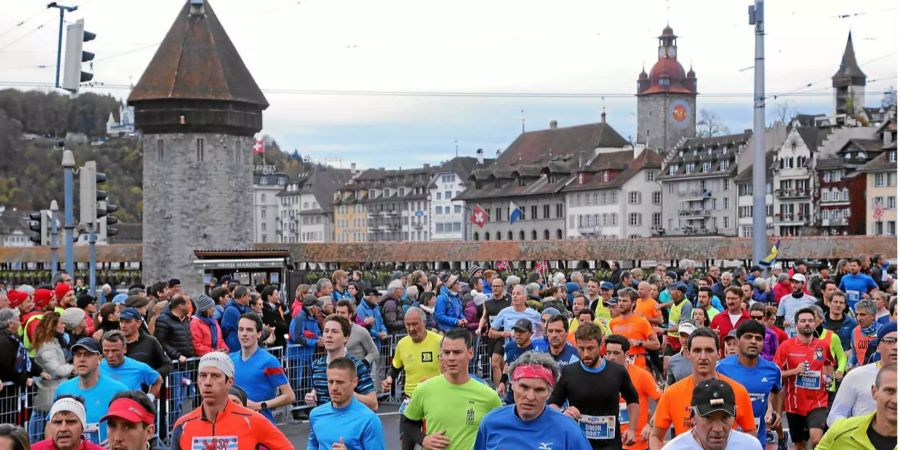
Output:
[635,298,662,326]
[609,315,655,369]
[652,374,757,437]
[620,363,662,450]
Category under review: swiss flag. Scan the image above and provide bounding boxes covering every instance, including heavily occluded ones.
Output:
[252,138,265,154]
[470,204,488,228]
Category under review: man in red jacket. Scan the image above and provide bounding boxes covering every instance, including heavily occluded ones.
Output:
[710,287,749,343]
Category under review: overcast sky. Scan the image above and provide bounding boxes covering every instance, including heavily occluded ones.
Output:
[0,0,896,169]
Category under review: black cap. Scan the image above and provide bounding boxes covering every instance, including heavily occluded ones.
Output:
[691,379,736,417]
[512,318,533,332]
[364,288,380,297]
[71,337,102,355]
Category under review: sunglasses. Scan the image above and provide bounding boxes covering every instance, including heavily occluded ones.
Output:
[750,315,765,320]
[881,337,897,345]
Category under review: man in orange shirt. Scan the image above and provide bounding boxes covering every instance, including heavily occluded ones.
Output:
[648,327,757,450]
[635,282,663,327]
[605,334,662,450]
[609,288,659,370]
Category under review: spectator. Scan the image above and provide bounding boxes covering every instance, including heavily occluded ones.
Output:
[289,295,323,402]
[260,286,290,349]
[91,303,119,341]
[190,294,228,356]
[290,284,310,318]
[75,295,96,336]
[0,424,30,450]
[208,287,229,322]
[435,275,466,332]
[30,312,74,441]
[357,289,388,341]
[221,286,252,352]
[153,294,195,363]
[380,280,406,334]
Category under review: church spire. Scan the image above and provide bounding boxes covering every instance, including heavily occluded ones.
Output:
[832,31,866,86]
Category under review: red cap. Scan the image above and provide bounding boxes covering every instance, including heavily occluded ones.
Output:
[33,289,53,309]
[101,398,154,425]
[8,290,27,308]
[54,283,73,301]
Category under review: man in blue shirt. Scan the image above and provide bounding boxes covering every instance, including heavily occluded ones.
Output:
[838,258,880,311]
[308,357,385,450]
[55,338,128,446]
[230,313,295,422]
[221,285,251,352]
[99,330,162,399]
[533,312,579,368]
[716,320,782,449]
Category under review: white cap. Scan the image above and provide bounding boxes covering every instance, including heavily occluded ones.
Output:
[678,322,698,335]
[791,273,807,283]
[199,352,234,378]
[49,397,87,428]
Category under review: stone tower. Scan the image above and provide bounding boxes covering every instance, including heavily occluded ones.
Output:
[128,0,268,292]
[832,32,866,116]
[636,25,697,153]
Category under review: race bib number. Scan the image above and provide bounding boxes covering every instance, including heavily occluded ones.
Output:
[192,436,238,450]
[398,397,410,414]
[579,415,616,440]
[847,290,860,305]
[618,402,630,425]
[796,370,822,390]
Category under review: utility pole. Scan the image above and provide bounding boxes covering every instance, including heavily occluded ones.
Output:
[61,146,75,276]
[50,200,59,279]
[749,0,767,264]
[47,2,78,88]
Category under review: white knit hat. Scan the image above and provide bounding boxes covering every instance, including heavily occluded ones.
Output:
[49,397,87,428]
[199,352,234,378]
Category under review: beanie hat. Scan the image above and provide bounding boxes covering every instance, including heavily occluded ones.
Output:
[194,294,215,313]
[877,321,897,344]
[199,352,234,378]
[61,308,86,330]
[8,290,27,308]
[54,283,73,300]
[33,289,53,309]
[76,294,95,310]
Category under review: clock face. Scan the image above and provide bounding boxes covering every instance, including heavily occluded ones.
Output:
[672,99,690,128]
[667,46,676,58]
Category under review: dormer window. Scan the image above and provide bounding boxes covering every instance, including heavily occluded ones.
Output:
[602,171,609,182]
[660,77,670,86]
[519,177,527,187]
[844,153,852,160]
[857,151,865,159]
[890,151,897,163]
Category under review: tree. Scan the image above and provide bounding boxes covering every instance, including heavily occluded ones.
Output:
[771,101,796,125]
[696,109,730,138]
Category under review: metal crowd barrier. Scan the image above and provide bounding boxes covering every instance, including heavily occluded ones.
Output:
[6,329,498,447]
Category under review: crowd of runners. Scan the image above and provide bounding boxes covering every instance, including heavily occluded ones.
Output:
[0,256,896,450]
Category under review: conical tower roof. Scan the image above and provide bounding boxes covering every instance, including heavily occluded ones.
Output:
[128,0,268,108]
[832,32,867,87]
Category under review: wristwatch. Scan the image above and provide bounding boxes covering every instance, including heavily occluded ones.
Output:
[260,401,268,410]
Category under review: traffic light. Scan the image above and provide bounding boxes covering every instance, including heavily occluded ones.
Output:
[29,210,49,246]
[78,160,106,226]
[98,199,118,240]
[62,18,95,93]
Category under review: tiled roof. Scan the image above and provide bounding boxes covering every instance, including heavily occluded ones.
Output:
[494,121,629,167]
[735,152,777,183]
[562,149,663,192]
[658,131,750,180]
[858,151,897,173]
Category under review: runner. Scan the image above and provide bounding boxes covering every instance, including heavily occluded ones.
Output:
[170,352,292,450]
[715,320,782,450]
[54,337,128,446]
[604,334,663,450]
[609,288,659,370]
[304,314,377,411]
[31,397,104,450]
[849,299,881,370]
[772,307,834,450]
[477,277,510,386]
[665,323,696,386]
[229,313,296,422]
[99,330,163,399]
[534,313,580,368]
[776,274,817,338]
[488,284,542,381]
[475,351,591,450]
[102,391,156,450]
[710,287,749,342]
[817,364,897,450]
[649,327,756,450]
[382,307,442,450]
[659,380,763,450]
[828,321,897,426]
[401,328,501,450]
[308,357,386,450]
[496,318,537,402]
[549,322,640,450]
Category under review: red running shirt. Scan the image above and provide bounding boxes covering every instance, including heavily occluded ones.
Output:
[773,336,834,415]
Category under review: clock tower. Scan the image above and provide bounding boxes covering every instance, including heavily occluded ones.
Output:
[636,25,697,153]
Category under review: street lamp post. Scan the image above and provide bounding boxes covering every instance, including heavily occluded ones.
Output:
[750,0,767,265]
[61,148,75,276]
[49,200,59,279]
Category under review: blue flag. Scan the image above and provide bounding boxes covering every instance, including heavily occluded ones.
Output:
[509,201,523,224]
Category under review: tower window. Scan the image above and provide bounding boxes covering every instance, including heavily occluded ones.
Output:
[196,138,205,162]
[156,139,164,161]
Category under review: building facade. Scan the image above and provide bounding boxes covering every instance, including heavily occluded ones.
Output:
[772,126,820,236]
[430,156,485,241]
[253,171,287,243]
[636,25,697,153]
[861,142,897,236]
[562,147,663,239]
[735,155,775,238]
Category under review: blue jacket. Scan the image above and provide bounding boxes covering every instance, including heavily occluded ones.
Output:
[289,308,320,358]
[220,299,250,352]
[356,299,387,338]
[434,286,464,331]
[752,288,774,304]
[829,314,857,351]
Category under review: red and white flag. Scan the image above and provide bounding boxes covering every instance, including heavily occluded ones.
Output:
[535,261,548,274]
[252,138,265,154]
[470,204,488,228]
[496,259,510,271]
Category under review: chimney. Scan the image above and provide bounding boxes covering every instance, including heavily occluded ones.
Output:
[424,163,430,169]
[350,162,357,176]
[634,143,646,159]
[550,120,558,129]
[476,148,484,164]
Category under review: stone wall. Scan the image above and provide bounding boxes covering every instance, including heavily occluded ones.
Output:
[142,132,254,292]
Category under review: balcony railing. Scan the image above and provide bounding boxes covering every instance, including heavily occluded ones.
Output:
[821,218,849,226]
[678,209,712,217]
[775,188,810,199]
[775,214,811,224]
